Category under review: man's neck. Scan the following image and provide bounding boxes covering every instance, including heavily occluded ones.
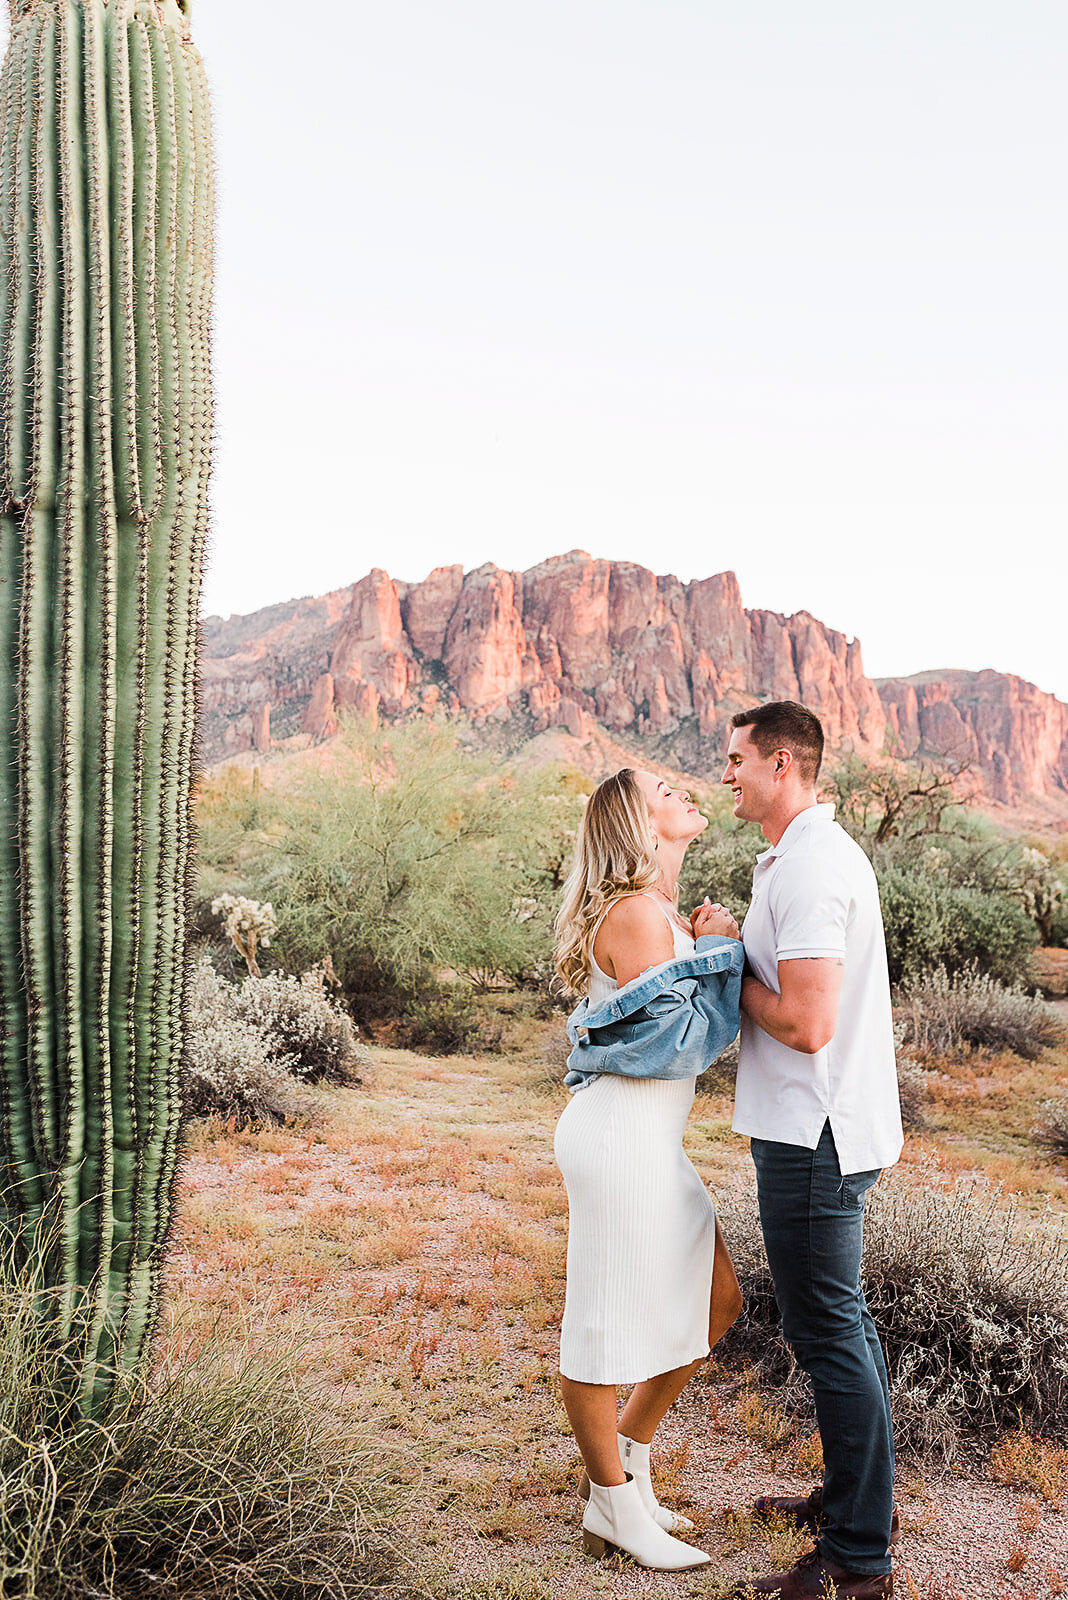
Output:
[761,793,820,848]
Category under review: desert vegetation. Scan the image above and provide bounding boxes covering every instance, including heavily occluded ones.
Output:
[4,706,1065,1595]
[158,716,1068,1594]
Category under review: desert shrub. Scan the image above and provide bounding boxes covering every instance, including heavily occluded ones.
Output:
[442,1576,552,1600]
[1050,900,1068,948]
[259,721,584,1002]
[715,1175,1068,1464]
[0,1262,413,1598]
[894,965,1064,1060]
[829,752,972,853]
[185,958,368,1122]
[878,866,1037,987]
[401,991,483,1055]
[695,1034,740,1097]
[1033,1094,1068,1160]
[184,958,307,1126]
[400,989,513,1056]
[229,964,369,1084]
[895,1053,928,1132]
[988,1426,1068,1504]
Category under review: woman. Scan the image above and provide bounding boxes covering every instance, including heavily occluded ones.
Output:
[553,768,744,1571]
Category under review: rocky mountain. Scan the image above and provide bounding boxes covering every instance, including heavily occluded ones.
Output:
[200,551,1068,809]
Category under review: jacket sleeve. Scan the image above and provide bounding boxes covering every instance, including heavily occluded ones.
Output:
[565,936,743,1083]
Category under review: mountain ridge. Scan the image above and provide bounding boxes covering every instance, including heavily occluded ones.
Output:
[200,552,1068,811]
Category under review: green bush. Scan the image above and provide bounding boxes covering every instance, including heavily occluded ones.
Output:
[677,798,762,924]
[401,990,487,1056]
[877,866,1037,987]
[253,721,585,1004]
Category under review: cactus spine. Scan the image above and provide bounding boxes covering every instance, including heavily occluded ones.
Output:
[0,0,212,1410]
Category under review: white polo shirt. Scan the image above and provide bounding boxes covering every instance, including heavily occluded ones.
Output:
[733,803,903,1175]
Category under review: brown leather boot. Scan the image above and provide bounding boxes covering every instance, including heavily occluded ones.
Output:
[728,1545,893,1598]
[752,1486,900,1547]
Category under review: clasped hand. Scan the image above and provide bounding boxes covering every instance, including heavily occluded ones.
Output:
[690,898,741,941]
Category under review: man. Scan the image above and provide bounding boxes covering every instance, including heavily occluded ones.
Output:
[722,702,902,1599]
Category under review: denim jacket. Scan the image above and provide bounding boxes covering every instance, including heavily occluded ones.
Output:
[563,934,745,1092]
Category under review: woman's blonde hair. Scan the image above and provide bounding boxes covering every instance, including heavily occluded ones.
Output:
[553,769,660,996]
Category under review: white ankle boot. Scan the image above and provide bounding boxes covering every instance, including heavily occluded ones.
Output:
[581,1475,710,1570]
[579,1432,696,1533]
[618,1433,696,1532]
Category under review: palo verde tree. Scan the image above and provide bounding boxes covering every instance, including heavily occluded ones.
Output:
[0,0,212,1410]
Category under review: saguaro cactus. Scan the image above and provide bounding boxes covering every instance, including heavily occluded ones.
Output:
[0,0,212,1409]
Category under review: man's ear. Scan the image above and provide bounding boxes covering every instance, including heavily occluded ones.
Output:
[774,748,793,777]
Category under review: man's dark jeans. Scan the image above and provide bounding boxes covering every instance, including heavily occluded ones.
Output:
[750,1121,895,1576]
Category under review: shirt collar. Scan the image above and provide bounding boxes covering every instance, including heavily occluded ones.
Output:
[756,802,836,866]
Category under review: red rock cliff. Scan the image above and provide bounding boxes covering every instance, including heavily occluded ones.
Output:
[200,552,1067,806]
[877,670,1068,806]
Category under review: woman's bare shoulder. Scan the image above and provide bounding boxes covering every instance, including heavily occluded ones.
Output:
[596,894,675,983]
[601,893,665,934]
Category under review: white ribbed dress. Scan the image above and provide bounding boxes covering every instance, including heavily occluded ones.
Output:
[554,898,717,1384]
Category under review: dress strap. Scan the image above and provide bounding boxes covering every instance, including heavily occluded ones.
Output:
[589,900,616,980]
[641,890,691,938]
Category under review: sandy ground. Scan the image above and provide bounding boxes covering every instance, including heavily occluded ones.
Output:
[172,1048,1068,1599]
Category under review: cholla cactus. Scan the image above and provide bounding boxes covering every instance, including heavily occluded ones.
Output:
[0,0,213,1411]
[212,894,278,978]
[1016,847,1064,945]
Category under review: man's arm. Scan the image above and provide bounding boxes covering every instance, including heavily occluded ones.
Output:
[741,957,844,1054]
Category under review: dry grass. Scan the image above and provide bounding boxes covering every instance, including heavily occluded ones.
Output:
[988,1429,1068,1507]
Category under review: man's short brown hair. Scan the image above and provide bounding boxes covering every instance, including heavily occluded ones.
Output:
[729,701,825,784]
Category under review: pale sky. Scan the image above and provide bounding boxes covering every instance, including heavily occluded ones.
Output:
[5,2,1067,696]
